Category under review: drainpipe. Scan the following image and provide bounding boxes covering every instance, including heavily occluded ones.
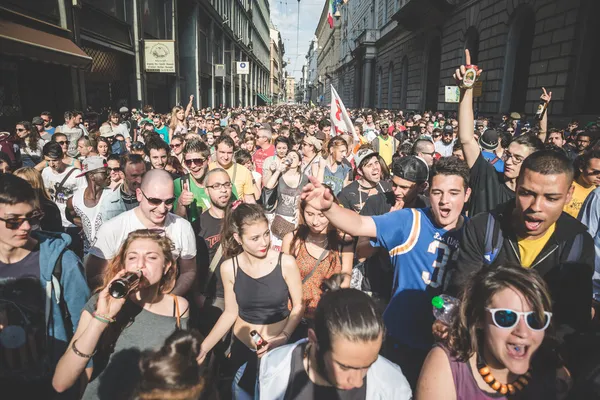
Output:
[133,0,143,107]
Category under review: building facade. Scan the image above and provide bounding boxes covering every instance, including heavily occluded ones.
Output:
[314,3,341,106]
[286,76,296,103]
[304,38,319,105]
[319,0,600,119]
[0,0,274,128]
[269,27,285,104]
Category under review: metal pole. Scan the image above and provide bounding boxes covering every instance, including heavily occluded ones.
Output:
[210,20,215,108]
[133,0,143,106]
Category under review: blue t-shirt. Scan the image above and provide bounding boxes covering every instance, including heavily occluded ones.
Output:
[371,208,465,349]
[323,163,351,195]
[482,150,504,173]
[155,125,170,144]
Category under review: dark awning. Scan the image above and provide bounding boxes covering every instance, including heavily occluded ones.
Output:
[0,19,92,68]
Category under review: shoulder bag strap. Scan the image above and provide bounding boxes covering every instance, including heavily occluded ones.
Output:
[232,162,237,184]
[200,245,224,294]
[302,248,329,284]
[56,167,78,194]
[171,294,181,330]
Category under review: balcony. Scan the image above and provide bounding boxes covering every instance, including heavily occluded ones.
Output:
[354,29,379,47]
[392,0,460,31]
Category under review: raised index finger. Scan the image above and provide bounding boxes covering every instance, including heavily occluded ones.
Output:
[465,49,471,65]
[542,87,548,96]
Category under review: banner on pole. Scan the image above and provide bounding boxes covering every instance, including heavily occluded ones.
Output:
[330,85,358,141]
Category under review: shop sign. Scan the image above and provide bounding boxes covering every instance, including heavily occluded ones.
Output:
[144,40,175,73]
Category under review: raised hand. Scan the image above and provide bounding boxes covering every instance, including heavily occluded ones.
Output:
[178,181,194,207]
[300,176,334,212]
[453,49,483,87]
[540,87,552,103]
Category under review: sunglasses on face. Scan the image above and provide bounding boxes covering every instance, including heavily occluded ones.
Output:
[184,158,206,167]
[486,308,552,331]
[16,128,27,132]
[131,143,145,150]
[109,167,121,173]
[140,190,176,206]
[56,140,69,145]
[170,143,183,149]
[0,211,45,230]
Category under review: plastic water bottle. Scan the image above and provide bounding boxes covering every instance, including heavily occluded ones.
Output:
[432,295,459,325]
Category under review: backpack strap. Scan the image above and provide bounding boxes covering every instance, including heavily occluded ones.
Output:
[52,251,74,341]
[490,156,500,165]
[483,213,503,265]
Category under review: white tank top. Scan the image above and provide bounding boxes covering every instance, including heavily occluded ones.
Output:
[72,189,106,254]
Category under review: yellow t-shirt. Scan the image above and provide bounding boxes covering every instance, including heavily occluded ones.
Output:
[564,180,595,218]
[377,136,394,166]
[517,223,556,268]
[208,162,255,199]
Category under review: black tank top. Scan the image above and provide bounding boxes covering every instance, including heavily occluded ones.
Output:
[233,253,290,324]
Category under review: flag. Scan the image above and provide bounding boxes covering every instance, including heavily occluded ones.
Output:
[327,0,334,28]
[330,85,357,141]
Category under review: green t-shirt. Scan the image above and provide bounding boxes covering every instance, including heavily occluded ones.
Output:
[174,175,211,223]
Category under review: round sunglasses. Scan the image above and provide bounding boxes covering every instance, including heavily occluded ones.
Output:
[486,308,552,331]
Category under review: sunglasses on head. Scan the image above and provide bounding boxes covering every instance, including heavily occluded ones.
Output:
[140,190,176,206]
[486,308,552,331]
[184,158,206,167]
[0,211,45,230]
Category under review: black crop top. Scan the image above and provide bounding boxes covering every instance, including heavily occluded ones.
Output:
[233,253,290,324]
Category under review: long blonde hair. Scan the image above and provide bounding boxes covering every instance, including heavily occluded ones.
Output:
[98,230,178,295]
[14,166,50,203]
[169,106,186,131]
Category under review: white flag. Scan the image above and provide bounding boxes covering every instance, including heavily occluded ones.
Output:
[330,85,358,141]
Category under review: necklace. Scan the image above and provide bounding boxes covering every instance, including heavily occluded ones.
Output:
[476,352,531,395]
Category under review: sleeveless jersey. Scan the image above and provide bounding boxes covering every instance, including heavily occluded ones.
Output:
[371,208,465,349]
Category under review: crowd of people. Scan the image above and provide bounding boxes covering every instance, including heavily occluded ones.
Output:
[1,50,600,399]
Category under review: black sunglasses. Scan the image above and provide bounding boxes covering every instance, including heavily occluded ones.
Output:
[108,167,121,173]
[140,190,176,206]
[0,211,45,230]
[184,158,206,167]
[56,140,69,145]
[131,143,145,150]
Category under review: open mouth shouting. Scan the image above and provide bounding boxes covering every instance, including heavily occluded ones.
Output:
[523,215,543,232]
[506,342,529,360]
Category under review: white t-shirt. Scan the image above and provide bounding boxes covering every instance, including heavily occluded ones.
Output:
[42,166,87,227]
[89,208,197,261]
[434,139,456,158]
[111,123,131,139]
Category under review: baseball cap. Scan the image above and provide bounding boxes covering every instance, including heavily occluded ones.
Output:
[119,107,129,113]
[32,116,44,126]
[510,112,521,120]
[303,136,322,152]
[76,156,107,177]
[355,148,378,169]
[274,118,283,124]
[479,129,499,151]
[392,156,429,183]
[99,125,114,137]
[443,125,454,135]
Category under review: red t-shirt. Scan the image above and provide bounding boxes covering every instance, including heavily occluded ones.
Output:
[252,145,275,175]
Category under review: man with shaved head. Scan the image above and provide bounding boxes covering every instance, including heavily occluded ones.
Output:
[85,169,197,294]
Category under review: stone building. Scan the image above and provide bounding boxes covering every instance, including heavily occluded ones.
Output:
[286,76,296,102]
[314,3,341,106]
[325,0,599,119]
[270,27,285,104]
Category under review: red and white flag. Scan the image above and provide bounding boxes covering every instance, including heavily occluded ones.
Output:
[330,85,357,140]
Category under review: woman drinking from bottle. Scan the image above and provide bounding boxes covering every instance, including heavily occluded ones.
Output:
[198,202,303,397]
[52,229,189,400]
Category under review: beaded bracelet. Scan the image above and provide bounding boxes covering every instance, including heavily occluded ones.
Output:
[72,339,96,359]
[92,312,115,324]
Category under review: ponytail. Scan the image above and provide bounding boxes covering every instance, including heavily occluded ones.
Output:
[220,202,268,259]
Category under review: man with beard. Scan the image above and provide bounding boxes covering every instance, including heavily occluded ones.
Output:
[66,156,126,255]
[575,130,593,155]
[85,169,197,295]
[117,153,146,210]
[456,49,544,216]
[447,151,594,366]
[174,139,211,230]
[434,125,456,157]
[337,148,391,213]
[371,120,399,167]
[195,168,233,322]
[301,157,472,388]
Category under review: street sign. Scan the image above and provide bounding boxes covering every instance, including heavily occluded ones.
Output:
[473,81,483,97]
[144,40,175,73]
[237,61,249,75]
[215,64,225,77]
[445,86,460,103]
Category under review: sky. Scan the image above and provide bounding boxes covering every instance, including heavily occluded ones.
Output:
[269,0,325,81]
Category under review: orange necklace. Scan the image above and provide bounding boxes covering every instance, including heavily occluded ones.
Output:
[476,352,532,396]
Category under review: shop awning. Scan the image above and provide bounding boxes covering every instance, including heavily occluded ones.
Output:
[257,93,269,103]
[0,19,92,68]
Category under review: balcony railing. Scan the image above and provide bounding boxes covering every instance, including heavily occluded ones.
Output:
[354,29,379,47]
